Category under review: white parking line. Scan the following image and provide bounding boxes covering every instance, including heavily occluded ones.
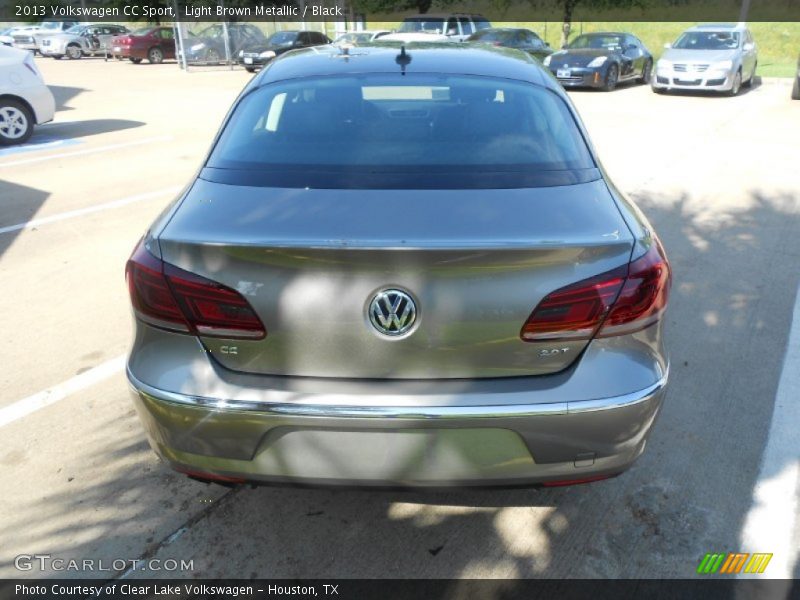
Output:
[0,136,171,168]
[0,355,126,429]
[0,186,182,235]
[739,283,800,578]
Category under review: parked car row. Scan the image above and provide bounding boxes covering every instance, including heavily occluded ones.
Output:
[3,17,796,101]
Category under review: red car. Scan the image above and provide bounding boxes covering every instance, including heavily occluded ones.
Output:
[110,26,175,64]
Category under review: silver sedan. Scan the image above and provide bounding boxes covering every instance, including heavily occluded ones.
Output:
[653,23,758,96]
[126,44,671,488]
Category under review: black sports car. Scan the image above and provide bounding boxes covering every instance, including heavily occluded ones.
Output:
[466,27,552,62]
[544,32,653,91]
[238,30,331,73]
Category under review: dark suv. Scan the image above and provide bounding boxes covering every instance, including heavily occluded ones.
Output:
[238,30,331,72]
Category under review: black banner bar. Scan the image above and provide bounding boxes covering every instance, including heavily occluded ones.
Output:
[1,579,800,600]
[3,0,800,22]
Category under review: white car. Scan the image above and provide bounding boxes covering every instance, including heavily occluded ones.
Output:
[396,14,491,42]
[0,45,55,145]
[333,30,391,45]
[2,25,37,48]
[376,32,449,43]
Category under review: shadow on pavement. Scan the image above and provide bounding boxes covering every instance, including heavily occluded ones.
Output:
[37,119,146,140]
[0,181,50,259]
[48,85,87,112]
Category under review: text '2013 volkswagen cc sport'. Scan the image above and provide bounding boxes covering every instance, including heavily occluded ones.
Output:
[126,43,671,488]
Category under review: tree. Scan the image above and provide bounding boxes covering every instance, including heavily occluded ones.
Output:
[546,0,647,48]
[350,0,456,16]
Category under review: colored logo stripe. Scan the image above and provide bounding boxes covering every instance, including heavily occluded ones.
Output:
[697,552,773,574]
[744,553,773,574]
[697,553,726,574]
[720,553,748,573]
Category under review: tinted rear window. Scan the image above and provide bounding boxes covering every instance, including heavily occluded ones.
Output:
[207,74,596,189]
[471,30,512,42]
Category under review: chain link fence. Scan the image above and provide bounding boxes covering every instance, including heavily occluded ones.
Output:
[171,0,354,71]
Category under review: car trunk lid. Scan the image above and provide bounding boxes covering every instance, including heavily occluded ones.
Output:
[156,178,633,379]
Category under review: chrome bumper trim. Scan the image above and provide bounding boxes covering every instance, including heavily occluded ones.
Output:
[127,365,668,420]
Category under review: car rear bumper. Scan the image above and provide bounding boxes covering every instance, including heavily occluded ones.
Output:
[26,83,56,125]
[110,46,132,58]
[40,46,66,57]
[127,326,669,487]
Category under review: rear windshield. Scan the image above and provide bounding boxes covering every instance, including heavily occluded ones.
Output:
[470,30,512,42]
[569,34,624,50]
[268,31,298,45]
[207,74,596,189]
[399,19,446,33]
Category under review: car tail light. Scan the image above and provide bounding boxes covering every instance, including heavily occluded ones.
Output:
[521,239,670,342]
[597,238,671,338]
[126,238,266,340]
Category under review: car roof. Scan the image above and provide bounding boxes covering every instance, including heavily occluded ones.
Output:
[574,31,627,36]
[475,27,527,33]
[403,13,485,18]
[689,23,747,31]
[253,44,557,91]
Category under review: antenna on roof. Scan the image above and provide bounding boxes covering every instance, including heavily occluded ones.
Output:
[396,45,412,75]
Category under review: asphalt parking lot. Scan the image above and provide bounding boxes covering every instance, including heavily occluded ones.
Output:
[1,56,799,582]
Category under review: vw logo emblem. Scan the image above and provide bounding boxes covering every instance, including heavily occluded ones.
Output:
[368,289,417,336]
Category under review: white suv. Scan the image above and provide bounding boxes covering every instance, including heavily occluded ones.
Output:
[396,14,491,42]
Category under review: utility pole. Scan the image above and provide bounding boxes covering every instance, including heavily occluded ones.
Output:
[738,0,751,24]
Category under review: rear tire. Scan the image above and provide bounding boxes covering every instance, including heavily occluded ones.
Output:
[52,55,63,60]
[147,47,164,64]
[245,66,256,73]
[603,64,619,91]
[0,99,34,146]
[640,59,652,84]
[66,44,82,60]
[130,57,142,64]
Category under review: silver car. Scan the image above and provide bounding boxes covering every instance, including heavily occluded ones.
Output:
[39,24,128,60]
[653,23,757,96]
[126,44,671,488]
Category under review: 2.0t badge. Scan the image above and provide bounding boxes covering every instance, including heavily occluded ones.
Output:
[368,289,417,336]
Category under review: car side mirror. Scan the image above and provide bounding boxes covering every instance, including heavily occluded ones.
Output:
[743,42,754,51]
[447,28,457,36]
[663,42,672,49]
